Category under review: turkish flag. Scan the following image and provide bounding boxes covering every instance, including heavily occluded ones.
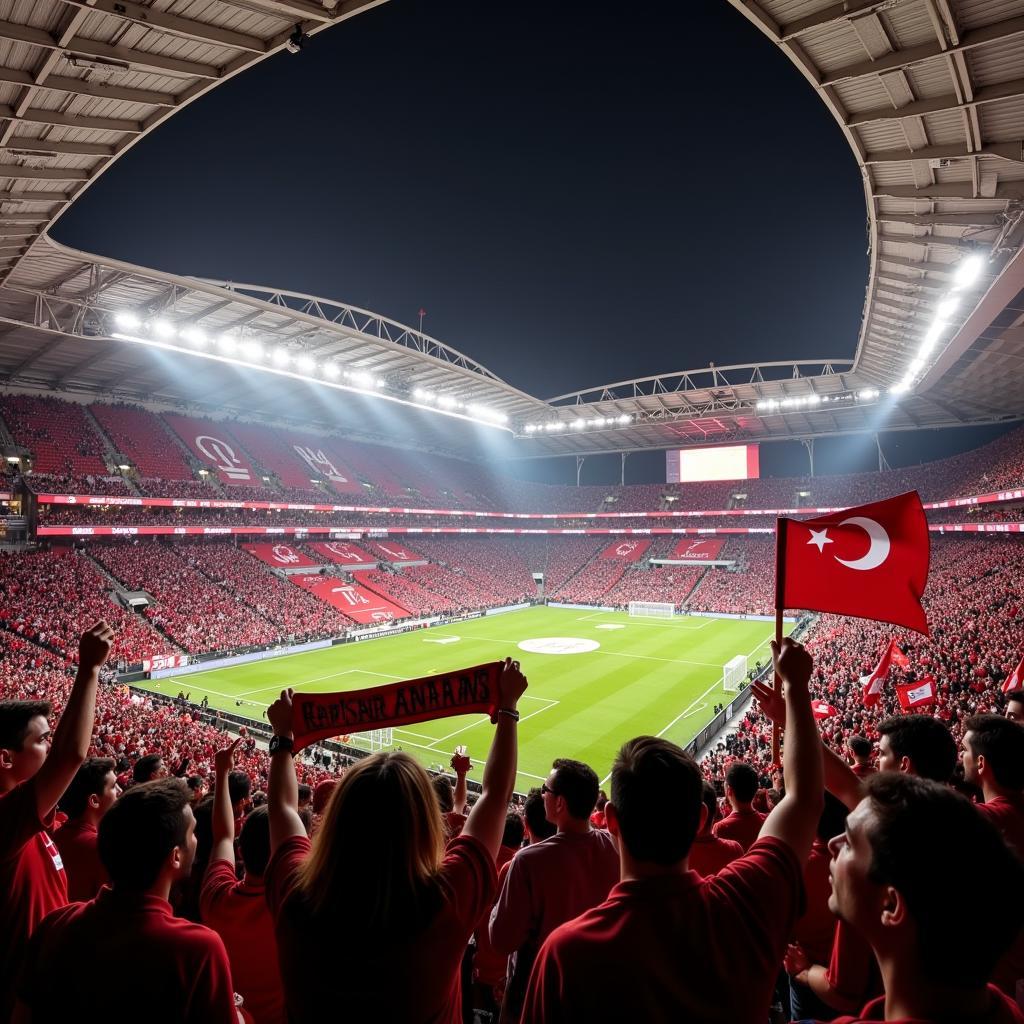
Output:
[896,675,937,711]
[811,699,837,720]
[1003,654,1024,694]
[778,491,930,634]
[859,639,906,707]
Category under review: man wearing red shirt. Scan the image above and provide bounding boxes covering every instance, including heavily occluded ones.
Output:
[523,637,824,1024]
[688,781,743,878]
[1005,691,1024,725]
[490,757,619,1022]
[17,778,236,1023]
[201,737,285,1024]
[54,757,120,901]
[713,761,766,851]
[961,713,1024,998]
[847,736,875,779]
[807,775,1024,1024]
[0,621,113,1024]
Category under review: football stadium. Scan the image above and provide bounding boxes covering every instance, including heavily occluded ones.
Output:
[1,2,1024,1023]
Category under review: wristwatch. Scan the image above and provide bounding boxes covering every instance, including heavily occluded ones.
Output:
[269,734,294,755]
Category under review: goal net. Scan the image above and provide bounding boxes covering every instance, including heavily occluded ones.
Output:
[349,728,394,753]
[723,654,748,693]
[627,601,675,619]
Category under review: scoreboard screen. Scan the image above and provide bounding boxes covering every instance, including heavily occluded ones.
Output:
[665,444,760,483]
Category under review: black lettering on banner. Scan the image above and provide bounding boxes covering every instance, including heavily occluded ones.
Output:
[372,695,386,720]
[442,678,456,706]
[410,685,426,714]
[427,680,439,709]
[475,668,491,703]
[302,702,317,732]
[393,687,410,718]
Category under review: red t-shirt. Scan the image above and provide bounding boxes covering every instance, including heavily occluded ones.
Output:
[489,827,620,1017]
[688,832,744,878]
[473,846,519,989]
[713,806,767,852]
[793,838,837,966]
[266,832,495,1024]
[850,762,876,779]
[53,818,108,903]
[201,858,285,1024]
[819,984,1024,1023]
[522,837,805,1024]
[827,917,883,1007]
[977,795,1024,996]
[0,777,68,1022]
[18,886,236,1024]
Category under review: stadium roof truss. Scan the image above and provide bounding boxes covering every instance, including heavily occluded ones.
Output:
[0,0,1021,459]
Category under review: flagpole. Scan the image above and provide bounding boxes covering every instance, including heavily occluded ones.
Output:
[772,518,788,767]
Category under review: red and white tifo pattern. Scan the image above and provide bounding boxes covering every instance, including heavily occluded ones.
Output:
[242,543,320,568]
[599,539,651,561]
[670,538,726,560]
[290,575,409,624]
[307,541,377,565]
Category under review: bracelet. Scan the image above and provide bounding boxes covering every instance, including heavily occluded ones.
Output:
[497,707,520,721]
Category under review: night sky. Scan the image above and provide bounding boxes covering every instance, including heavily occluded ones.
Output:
[51,0,1006,483]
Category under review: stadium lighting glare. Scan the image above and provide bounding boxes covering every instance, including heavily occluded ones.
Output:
[571,419,586,430]
[953,254,985,288]
[271,347,290,366]
[891,379,912,395]
[179,327,207,348]
[935,297,960,319]
[114,311,142,330]
[617,414,631,424]
[322,362,341,380]
[857,388,879,401]
[348,370,375,387]
[908,358,924,375]
[296,354,316,374]
[150,318,175,339]
[217,334,237,355]
[437,395,459,409]
[524,424,537,433]
[553,421,567,431]
[413,388,436,402]
[241,340,264,362]
[117,464,130,471]
[806,394,822,405]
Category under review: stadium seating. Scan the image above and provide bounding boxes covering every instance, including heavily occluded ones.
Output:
[89,403,195,481]
[0,395,109,478]
[353,568,455,616]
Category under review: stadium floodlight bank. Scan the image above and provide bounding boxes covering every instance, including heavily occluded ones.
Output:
[723,654,748,693]
[627,601,676,619]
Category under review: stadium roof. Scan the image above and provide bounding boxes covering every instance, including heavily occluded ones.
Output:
[0,0,1022,459]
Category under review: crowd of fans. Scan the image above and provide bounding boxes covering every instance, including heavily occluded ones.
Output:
[353,567,456,617]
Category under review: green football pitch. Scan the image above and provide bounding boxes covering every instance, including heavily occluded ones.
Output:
[140,607,783,792]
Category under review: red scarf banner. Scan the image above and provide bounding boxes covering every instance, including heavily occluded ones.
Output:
[290,662,503,751]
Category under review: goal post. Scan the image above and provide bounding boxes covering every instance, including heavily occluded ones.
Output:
[723,654,748,693]
[348,728,394,753]
[627,601,675,619]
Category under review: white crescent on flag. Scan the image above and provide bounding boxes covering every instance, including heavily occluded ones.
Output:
[835,516,891,572]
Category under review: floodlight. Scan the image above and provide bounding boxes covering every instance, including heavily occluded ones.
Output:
[890,379,911,395]
[857,388,878,400]
[908,358,923,375]
[953,255,984,288]
[218,334,237,355]
[241,340,264,362]
[437,395,458,409]
[272,347,290,366]
[935,297,960,319]
[572,419,586,430]
[617,414,631,424]
[117,464,130,471]
[297,354,316,374]
[179,327,207,348]
[114,311,141,331]
[151,318,175,339]
[322,362,341,379]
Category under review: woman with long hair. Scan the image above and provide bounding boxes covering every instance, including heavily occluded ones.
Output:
[265,658,527,1023]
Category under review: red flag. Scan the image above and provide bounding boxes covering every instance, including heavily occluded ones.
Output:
[811,699,837,719]
[1003,654,1024,694]
[896,675,937,711]
[777,491,930,634]
[860,639,904,707]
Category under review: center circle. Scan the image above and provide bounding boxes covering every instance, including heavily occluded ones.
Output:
[517,637,600,655]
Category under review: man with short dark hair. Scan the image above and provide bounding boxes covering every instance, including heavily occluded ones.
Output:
[490,758,618,1022]
[522,787,556,845]
[713,761,765,851]
[523,637,824,1022]
[961,713,1024,1000]
[132,752,166,785]
[0,621,113,1023]
[17,779,235,1023]
[1005,690,1024,726]
[818,775,1024,1024]
[847,736,874,778]
[201,738,284,1024]
[54,757,120,902]
[689,781,743,877]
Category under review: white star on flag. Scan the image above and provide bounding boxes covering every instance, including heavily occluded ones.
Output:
[807,528,833,553]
